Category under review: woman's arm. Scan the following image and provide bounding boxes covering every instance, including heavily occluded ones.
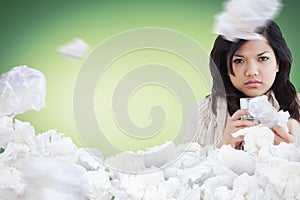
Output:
[184,96,210,146]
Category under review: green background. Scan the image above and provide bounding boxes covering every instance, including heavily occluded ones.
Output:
[0,0,299,155]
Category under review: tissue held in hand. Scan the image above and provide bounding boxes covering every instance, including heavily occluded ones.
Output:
[248,95,290,131]
[233,95,290,138]
[0,65,46,117]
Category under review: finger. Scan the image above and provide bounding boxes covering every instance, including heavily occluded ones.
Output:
[230,109,252,121]
[225,121,257,137]
[274,134,285,145]
[273,125,295,143]
[287,122,293,135]
[231,119,258,128]
[274,135,280,145]
[236,135,244,142]
[232,136,244,148]
[272,125,290,139]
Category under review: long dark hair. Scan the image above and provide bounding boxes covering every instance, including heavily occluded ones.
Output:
[209,20,300,122]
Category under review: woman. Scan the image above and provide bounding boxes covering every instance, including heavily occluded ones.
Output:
[185,20,300,149]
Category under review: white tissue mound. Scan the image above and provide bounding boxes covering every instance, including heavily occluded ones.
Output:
[214,0,282,41]
[1,67,300,199]
[1,119,300,199]
[57,38,89,60]
[0,66,46,117]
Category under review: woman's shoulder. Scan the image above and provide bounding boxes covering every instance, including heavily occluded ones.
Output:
[187,95,212,121]
[195,94,227,107]
[189,95,212,115]
[196,94,212,105]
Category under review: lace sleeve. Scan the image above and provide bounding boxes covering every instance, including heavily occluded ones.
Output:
[183,96,211,146]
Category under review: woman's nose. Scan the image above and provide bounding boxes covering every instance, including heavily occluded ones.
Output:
[245,61,259,76]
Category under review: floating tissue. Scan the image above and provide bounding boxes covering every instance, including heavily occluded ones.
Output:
[57,38,89,60]
[0,65,46,117]
[214,0,282,41]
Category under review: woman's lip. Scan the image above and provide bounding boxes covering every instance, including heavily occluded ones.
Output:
[244,80,262,87]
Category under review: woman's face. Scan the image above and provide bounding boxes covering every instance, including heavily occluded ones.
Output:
[228,39,279,97]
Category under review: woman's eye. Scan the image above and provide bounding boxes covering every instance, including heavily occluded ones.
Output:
[233,59,244,64]
[259,56,269,61]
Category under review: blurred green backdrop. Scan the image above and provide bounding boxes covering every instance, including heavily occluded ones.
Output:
[0,0,299,155]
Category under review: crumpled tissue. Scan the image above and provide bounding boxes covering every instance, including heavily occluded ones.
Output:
[57,38,89,60]
[248,95,289,131]
[0,66,46,117]
[233,95,290,138]
[214,0,282,42]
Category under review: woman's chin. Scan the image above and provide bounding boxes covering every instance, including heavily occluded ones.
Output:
[242,90,267,98]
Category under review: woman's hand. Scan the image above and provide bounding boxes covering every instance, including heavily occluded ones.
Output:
[271,122,295,145]
[217,109,258,149]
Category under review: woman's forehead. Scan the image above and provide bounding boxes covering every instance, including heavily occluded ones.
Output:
[234,40,274,55]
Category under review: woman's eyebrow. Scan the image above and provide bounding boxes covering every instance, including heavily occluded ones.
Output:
[258,51,270,56]
[233,54,244,57]
[233,51,271,58]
